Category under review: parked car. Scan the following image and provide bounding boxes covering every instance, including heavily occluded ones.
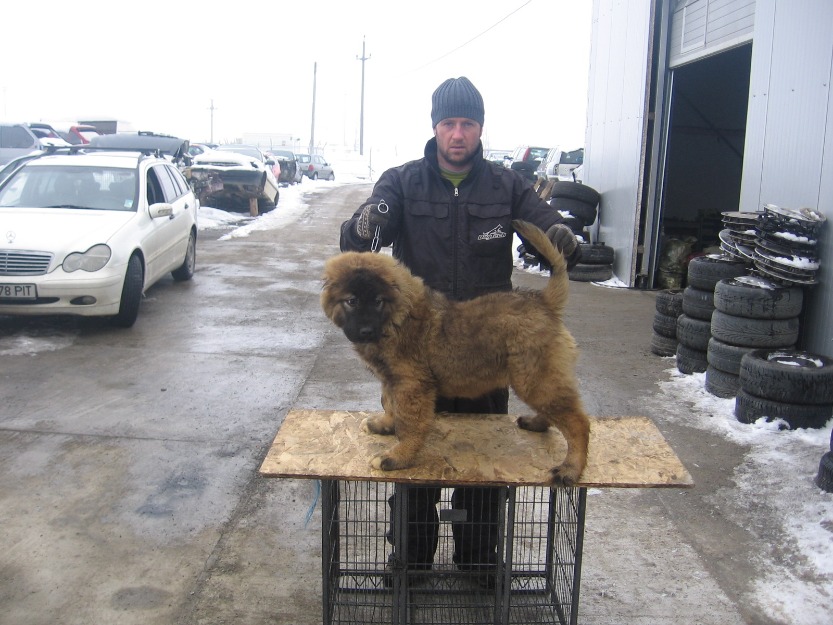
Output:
[1,122,57,166]
[187,145,279,213]
[506,145,550,182]
[535,147,584,181]
[50,122,100,145]
[484,149,512,166]
[268,149,301,184]
[297,153,335,180]
[188,143,215,158]
[0,144,198,327]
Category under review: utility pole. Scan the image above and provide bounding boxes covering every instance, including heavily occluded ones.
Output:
[309,62,317,154]
[208,99,216,143]
[356,37,371,155]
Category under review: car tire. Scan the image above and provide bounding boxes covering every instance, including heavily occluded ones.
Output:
[650,332,678,357]
[714,276,803,319]
[111,254,143,328]
[676,343,708,374]
[656,289,684,317]
[710,310,799,348]
[550,181,600,206]
[312,172,319,180]
[815,452,833,493]
[682,286,715,321]
[676,314,711,351]
[550,196,597,225]
[705,365,740,398]
[568,263,613,282]
[327,172,335,181]
[171,231,196,282]
[707,337,762,375]
[739,350,833,405]
[577,243,614,265]
[734,389,832,429]
[652,311,678,338]
[686,255,748,291]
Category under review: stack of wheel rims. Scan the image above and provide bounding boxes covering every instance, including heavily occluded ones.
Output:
[676,254,747,375]
[651,289,683,356]
[705,275,803,397]
[736,350,833,430]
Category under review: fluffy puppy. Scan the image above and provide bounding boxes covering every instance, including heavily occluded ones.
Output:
[321,220,589,486]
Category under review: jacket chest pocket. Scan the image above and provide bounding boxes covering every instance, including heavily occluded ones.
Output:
[467,203,512,256]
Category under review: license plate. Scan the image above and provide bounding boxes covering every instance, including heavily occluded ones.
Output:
[0,283,37,300]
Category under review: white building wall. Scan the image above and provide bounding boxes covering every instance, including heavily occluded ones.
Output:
[585,0,655,284]
[740,0,833,355]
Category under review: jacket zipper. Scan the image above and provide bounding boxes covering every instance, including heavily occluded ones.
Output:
[452,186,459,297]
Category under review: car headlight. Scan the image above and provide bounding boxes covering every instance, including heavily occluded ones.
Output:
[63,244,112,273]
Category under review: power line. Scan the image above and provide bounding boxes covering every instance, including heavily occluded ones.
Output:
[411,0,534,72]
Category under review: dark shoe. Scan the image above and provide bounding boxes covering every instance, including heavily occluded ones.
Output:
[382,554,432,589]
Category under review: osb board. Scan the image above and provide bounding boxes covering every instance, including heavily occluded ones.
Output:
[259,410,693,488]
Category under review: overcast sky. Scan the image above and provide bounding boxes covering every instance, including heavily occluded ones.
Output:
[2,0,592,161]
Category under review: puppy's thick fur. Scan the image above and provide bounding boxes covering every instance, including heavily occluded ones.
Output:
[321,220,590,486]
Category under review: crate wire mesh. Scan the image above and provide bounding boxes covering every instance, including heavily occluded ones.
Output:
[321,480,586,625]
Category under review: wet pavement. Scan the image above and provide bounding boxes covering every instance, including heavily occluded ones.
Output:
[0,183,826,624]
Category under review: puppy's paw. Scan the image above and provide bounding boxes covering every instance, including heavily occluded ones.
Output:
[362,416,395,435]
[517,415,549,433]
[370,453,409,471]
[549,464,581,487]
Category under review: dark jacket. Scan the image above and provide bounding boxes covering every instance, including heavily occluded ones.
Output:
[340,138,565,301]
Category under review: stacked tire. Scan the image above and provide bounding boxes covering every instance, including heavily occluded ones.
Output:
[708,275,802,398]
[816,430,833,492]
[548,181,600,239]
[651,289,683,357]
[676,254,747,376]
[736,350,833,430]
[569,242,615,282]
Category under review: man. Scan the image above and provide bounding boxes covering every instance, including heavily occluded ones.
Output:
[339,76,580,583]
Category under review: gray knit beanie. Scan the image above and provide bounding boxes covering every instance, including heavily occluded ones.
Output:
[430,76,485,127]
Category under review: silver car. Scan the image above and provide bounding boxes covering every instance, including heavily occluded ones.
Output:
[296,153,335,181]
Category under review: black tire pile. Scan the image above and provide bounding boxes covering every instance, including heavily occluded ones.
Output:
[651,289,683,356]
[817,434,833,493]
[675,255,747,375]
[569,243,615,282]
[549,181,600,238]
[736,350,833,427]
[706,275,803,398]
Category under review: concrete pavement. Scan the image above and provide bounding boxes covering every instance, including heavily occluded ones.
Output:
[0,182,824,624]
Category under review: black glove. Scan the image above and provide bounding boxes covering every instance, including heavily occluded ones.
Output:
[355,202,391,240]
[546,223,578,256]
[545,223,582,270]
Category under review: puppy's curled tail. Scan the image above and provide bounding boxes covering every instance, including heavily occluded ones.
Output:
[512,220,569,316]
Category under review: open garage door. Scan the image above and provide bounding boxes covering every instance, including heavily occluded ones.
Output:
[651,43,752,288]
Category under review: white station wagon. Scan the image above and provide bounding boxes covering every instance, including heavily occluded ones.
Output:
[0,143,198,327]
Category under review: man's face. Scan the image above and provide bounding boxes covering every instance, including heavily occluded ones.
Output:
[434,117,483,172]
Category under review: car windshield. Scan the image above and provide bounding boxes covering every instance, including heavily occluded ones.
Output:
[297,154,311,163]
[0,165,137,211]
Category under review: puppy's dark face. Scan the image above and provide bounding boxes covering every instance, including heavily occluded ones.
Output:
[335,269,394,344]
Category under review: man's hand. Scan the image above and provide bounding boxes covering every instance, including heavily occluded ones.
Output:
[546,224,578,256]
[546,223,582,270]
[355,203,391,240]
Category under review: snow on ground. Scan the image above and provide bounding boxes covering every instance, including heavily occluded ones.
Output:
[649,364,833,624]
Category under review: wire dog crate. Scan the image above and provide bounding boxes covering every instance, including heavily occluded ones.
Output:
[259,410,694,625]
[320,480,586,625]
